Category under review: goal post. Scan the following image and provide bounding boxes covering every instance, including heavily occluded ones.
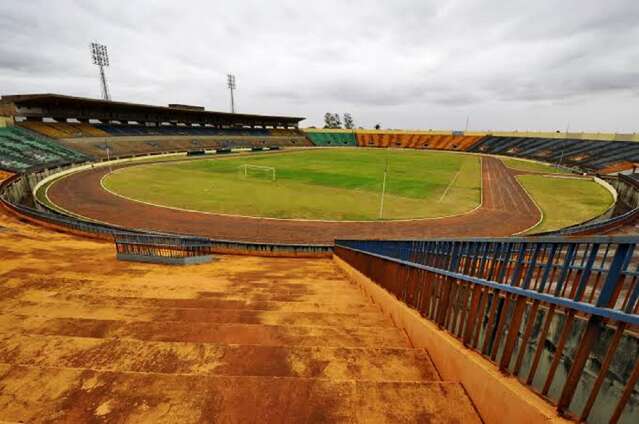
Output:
[239,164,276,181]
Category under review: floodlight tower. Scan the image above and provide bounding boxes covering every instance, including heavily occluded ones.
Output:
[227,74,236,113]
[90,42,111,101]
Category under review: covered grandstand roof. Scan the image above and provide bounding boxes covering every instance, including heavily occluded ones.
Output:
[0,93,304,128]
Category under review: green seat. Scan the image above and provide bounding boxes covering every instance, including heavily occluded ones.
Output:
[0,127,89,172]
[305,131,357,146]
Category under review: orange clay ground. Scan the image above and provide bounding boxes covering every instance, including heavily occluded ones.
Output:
[0,209,480,423]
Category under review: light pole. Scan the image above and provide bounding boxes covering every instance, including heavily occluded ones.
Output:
[90,42,111,101]
[227,74,236,113]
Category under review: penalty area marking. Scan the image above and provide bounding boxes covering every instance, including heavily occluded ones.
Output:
[438,171,460,202]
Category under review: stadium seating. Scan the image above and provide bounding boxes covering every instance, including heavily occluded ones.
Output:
[93,124,272,137]
[20,122,307,139]
[14,120,638,173]
[599,161,636,174]
[19,121,109,138]
[15,122,311,160]
[468,136,639,171]
[305,130,357,146]
[354,131,483,151]
[0,127,88,172]
[56,135,309,160]
[270,128,300,137]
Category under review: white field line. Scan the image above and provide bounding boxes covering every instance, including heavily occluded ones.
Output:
[97,157,485,223]
[45,148,485,224]
[511,175,545,235]
[438,171,460,203]
[98,172,483,223]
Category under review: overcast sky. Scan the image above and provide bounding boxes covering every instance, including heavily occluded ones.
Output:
[1,0,638,132]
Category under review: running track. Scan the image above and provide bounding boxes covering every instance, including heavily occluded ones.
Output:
[47,156,541,244]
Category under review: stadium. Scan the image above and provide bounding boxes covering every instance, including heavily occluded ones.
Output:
[1,2,639,422]
[1,91,638,423]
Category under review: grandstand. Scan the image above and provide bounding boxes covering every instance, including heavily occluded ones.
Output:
[0,94,303,129]
[354,130,483,150]
[0,94,311,160]
[91,124,271,137]
[304,129,357,146]
[19,121,110,138]
[2,94,637,173]
[467,135,639,172]
[58,134,309,159]
[0,127,88,171]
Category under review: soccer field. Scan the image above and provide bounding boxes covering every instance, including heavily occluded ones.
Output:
[102,149,482,220]
[517,175,614,233]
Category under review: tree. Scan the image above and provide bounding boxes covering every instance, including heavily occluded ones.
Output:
[374,123,381,130]
[324,112,343,128]
[332,113,342,129]
[343,113,354,129]
[323,113,333,129]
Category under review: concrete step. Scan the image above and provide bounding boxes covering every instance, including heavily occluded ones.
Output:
[34,292,381,313]
[3,278,365,300]
[6,285,366,304]
[0,334,439,381]
[353,380,481,423]
[2,317,411,348]
[0,300,394,327]
[0,365,481,423]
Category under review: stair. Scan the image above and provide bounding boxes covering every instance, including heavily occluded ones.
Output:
[0,248,482,422]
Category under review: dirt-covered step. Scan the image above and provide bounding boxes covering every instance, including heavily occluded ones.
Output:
[3,317,411,348]
[1,278,365,301]
[42,292,380,313]
[353,380,481,423]
[0,301,394,327]
[0,334,439,381]
[0,365,481,423]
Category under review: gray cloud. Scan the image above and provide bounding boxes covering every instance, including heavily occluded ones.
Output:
[0,0,638,131]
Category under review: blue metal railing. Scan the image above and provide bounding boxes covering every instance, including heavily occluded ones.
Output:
[335,238,639,423]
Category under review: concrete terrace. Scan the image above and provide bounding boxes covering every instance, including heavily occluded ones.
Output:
[0,210,480,423]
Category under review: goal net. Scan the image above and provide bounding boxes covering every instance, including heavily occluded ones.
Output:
[239,164,276,181]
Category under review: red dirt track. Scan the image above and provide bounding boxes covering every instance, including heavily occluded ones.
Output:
[48,156,540,244]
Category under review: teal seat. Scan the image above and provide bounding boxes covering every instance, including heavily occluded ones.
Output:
[0,127,89,172]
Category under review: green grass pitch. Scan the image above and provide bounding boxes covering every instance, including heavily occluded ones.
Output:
[517,175,614,233]
[500,157,572,174]
[103,149,482,220]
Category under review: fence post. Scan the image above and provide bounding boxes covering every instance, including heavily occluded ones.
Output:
[436,242,461,327]
[556,242,632,415]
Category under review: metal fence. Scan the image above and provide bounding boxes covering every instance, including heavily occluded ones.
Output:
[335,238,639,423]
[113,232,213,259]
